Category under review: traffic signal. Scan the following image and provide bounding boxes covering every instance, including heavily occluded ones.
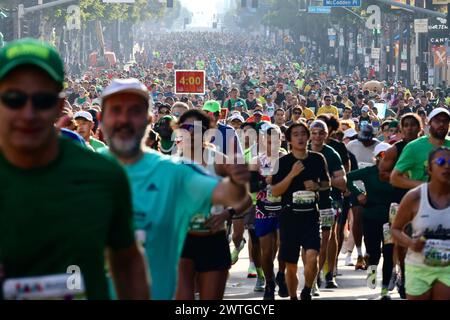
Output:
[167,0,173,8]
[21,19,30,37]
[252,0,258,8]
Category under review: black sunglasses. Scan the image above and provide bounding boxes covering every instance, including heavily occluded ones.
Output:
[0,91,61,111]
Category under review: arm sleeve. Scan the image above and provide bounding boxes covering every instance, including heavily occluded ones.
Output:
[107,165,136,250]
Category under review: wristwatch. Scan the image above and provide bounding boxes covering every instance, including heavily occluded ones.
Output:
[226,207,237,219]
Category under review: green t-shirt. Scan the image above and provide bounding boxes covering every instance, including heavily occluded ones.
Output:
[347,165,394,221]
[394,136,450,182]
[89,137,107,152]
[101,149,220,300]
[0,137,134,299]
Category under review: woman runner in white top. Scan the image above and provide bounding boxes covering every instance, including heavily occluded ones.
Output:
[392,146,450,300]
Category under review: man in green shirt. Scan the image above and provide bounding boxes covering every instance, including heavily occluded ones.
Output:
[224,87,247,111]
[0,38,149,300]
[74,110,106,152]
[391,108,450,189]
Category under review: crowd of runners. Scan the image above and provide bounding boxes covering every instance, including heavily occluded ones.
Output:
[0,32,449,301]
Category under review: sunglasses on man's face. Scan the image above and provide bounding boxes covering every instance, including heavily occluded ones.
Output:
[293,111,302,115]
[434,157,450,167]
[0,91,60,111]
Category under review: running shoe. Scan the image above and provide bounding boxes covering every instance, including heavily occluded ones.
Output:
[366,265,377,289]
[345,255,354,266]
[263,280,275,300]
[325,272,338,289]
[275,271,289,298]
[355,256,367,270]
[300,289,312,300]
[388,268,397,291]
[254,276,265,292]
[231,238,246,265]
[380,288,391,300]
[247,264,257,278]
[312,281,320,297]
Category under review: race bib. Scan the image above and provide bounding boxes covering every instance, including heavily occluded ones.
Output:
[319,209,335,228]
[189,213,209,233]
[292,191,316,205]
[389,203,399,225]
[383,223,393,245]
[423,239,450,267]
[3,273,86,300]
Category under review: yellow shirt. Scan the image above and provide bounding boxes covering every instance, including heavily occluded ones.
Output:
[317,105,339,117]
[301,107,316,120]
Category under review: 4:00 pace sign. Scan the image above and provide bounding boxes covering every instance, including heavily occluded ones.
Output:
[174,70,205,94]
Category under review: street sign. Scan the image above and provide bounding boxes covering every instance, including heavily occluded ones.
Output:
[429,17,449,45]
[174,70,205,95]
[308,6,331,13]
[401,62,407,71]
[323,0,360,7]
[414,19,428,33]
[432,0,449,4]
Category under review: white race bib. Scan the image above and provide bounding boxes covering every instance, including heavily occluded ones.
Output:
[3,273,86,300]
[320,209,335,228]
[292,191,316,205]
[423,239,450,267]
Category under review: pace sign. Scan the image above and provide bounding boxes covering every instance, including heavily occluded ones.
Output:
[174,70,205,95]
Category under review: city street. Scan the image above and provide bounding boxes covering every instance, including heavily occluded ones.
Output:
[224,239,401,300]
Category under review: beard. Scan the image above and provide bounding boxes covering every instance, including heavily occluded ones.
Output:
[430,125,449,140]
[104,124,144,158]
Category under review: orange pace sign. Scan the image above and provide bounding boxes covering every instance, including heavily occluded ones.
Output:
[174,70,205,95]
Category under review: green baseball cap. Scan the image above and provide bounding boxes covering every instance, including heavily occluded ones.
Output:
[202,100,220,113]
[0,38,64,85]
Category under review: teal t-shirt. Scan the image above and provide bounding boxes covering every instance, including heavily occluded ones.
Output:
[394,136,450,182]
[102,149,220,299]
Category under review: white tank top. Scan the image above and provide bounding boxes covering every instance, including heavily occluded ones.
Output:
[405,183,450,267]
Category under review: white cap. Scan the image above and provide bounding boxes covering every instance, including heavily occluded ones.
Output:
[260,122,281,134]
[101,78,150,107]
[310,119,329,134]
[428,107,450,122]
[227,112,245,123]
[343,128,358,139]
[74,111,93,122]
[361,105,370,113]
[373,142,391,157]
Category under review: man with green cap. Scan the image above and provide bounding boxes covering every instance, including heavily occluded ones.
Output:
[203,100,243,159]
[0,39,149,300]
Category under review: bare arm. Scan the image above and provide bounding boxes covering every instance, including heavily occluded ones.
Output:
[378,146,397,182]
[390,169,423,190]
[212,177,249,208]
[331,169,347,192]
[391,188,425,252]
[107,244,150,299]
